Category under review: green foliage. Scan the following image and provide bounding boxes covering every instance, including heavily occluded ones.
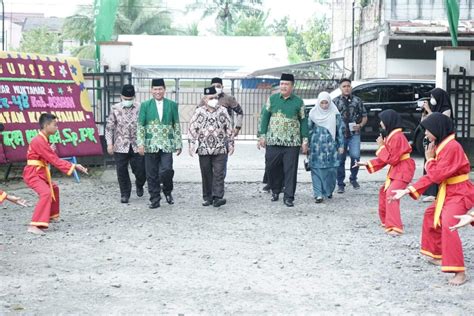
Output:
[184,22,200,36]
[187,0,264,35]
[114,0,178,35]
[19,27,61,55]
[269,15,331,64]
[234,10,269,36]
[62,0,179,59]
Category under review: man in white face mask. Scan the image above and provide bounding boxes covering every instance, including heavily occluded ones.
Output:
[199,77,244,137]
[105,84,146,204]
[188,86,235,207]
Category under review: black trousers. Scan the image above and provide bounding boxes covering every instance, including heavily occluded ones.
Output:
[265,146,300,200]
[114,145,146,199]
[145,151,174,203]
[199,154,226,202]
[422,157,439,196]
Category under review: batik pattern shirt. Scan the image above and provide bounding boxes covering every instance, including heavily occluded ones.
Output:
[188,105,234,155]
[332,94,367,137]
[308,114,345,169]
[105,101,141,153]
[199,93,244,129]
[258,93,308,147]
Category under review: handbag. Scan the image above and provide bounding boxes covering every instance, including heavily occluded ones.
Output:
[304,155,310,172]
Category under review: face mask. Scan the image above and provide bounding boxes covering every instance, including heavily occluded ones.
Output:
[430,97,437,106]
[122,100,134,107]
[208,99,218,108]
[379,127,388,138]
[215,88,223,94]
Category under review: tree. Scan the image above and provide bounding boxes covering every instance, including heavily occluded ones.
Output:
[184,22,200,36]
[269,15,331,64]
[234,10,269,36]
[61,6,95,58]
[187,0,264,35]
[19,27,61,55]
[62,0,179,59]
[301,16,331,61]
[114,0,178,35]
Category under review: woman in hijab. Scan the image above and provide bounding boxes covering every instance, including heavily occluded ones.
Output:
[355,110,415,236]
[391,113,474,286]
[421,87,453,202]
[308,91,344,203]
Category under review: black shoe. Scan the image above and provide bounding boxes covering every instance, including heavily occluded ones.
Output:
[136,186,144,197]
[327,194,333,199]
[262,184,271,192]
[271,193,279,202]
[283,199,294,207]
[351,180,360,189]
[120,197,129,204]
[213,198,227,207]
[202,200,212,206]
[315,197,323,203]
[337,186,345,194]
[149,201,160,209]
[165,193,174,205]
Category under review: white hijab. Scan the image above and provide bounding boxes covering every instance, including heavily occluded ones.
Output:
[309,91,340,140]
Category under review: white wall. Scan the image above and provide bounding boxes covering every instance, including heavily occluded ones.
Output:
[386,58,474,79]
[386,59,437,79]
[4,19,22,50]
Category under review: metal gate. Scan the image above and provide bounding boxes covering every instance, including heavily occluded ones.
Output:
[85,76,339,140]
[446,67,474,165]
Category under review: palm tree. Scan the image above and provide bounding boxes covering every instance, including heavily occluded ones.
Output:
[62,0,179,59]
[114,0,179,35]
[187,0,263,35]
[61,5,95,58]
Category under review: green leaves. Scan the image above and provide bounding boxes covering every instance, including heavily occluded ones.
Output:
[19,27,61,55]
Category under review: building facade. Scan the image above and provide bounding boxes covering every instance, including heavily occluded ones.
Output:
[331,0,474,79]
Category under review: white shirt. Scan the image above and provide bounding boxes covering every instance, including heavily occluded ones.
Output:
[155,99,163,121]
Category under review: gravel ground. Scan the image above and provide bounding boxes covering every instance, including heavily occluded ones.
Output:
[1,170,473,314]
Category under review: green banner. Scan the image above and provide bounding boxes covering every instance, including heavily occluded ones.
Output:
[445,0,460,47]
[93,0,119,71]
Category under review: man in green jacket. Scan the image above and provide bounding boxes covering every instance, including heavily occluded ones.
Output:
[137,78,182,209]
[258,73,308,207]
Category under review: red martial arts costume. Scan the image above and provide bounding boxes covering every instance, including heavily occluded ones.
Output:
[366,128,415,233]
[407,134,474,273]
[23,132,76,228]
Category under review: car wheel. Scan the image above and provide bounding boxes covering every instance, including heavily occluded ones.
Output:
[414,131,425,154]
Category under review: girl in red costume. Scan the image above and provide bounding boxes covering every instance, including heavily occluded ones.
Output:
[391,113,474,286]
[356,110,415,236]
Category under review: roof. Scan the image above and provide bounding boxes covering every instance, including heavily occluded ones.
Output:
[389,20,474,37]
[117,35,288,70]
[23,16,64,33]
[244,58,347,79]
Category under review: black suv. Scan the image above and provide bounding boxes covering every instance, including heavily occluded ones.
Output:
[318,79,435,152]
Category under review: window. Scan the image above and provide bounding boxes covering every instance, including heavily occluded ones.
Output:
[414,83,435,99]
[353,85,380,103]
[380,85,414,102]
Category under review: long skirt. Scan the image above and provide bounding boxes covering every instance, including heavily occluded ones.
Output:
[310,167,337,198]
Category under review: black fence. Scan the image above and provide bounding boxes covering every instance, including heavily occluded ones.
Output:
[446,67,474,164]
[84,73,339,139]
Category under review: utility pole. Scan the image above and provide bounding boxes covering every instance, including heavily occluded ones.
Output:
[351,0,355,80]
[1,0,4,51]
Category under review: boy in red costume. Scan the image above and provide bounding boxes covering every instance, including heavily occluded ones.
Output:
[23,113,88,235]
